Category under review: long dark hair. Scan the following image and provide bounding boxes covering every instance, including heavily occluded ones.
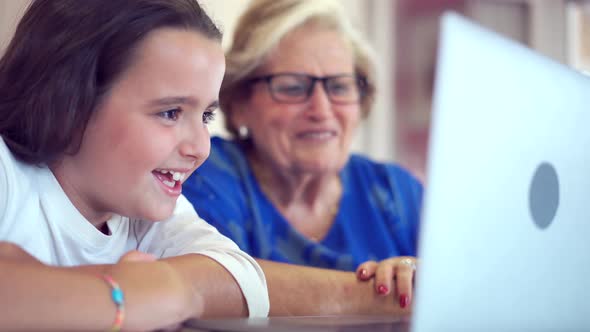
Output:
[0,0,221,165]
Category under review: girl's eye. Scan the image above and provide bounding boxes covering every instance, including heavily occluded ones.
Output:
[202,110,216,125]
[159,108,181,121]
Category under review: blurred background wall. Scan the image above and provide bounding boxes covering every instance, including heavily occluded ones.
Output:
[1,0,589,180]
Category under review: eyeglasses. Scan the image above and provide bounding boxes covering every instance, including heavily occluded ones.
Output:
[248,73,366,104]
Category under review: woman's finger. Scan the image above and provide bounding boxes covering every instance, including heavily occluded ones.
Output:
[373,259,396,296]
[394,257,417,308]
[356,260,378,281]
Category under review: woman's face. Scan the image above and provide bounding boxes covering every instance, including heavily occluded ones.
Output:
[53,28,225,224]
[236,25,361,176]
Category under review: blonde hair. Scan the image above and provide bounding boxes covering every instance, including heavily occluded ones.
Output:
[221,0,377,137]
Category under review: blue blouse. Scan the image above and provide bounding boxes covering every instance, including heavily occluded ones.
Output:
[183,137,423,271]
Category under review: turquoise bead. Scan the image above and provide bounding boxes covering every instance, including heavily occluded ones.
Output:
[112,289,124,305]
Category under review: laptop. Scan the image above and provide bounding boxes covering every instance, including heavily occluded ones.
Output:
[412,12,590,332]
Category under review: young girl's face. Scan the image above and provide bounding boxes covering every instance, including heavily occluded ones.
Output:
[53,28,225,225]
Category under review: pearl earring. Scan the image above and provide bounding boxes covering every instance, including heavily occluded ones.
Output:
[238,125,249,139]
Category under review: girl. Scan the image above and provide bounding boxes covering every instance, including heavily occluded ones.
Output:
[0,0,268,330]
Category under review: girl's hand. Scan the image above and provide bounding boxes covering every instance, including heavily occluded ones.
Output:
[116,251,184,331]
[356,256,417,309]
[0,241,43,265]
[118,250,157,263]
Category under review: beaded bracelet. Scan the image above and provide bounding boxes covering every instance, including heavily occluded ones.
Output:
[99,274,125,332]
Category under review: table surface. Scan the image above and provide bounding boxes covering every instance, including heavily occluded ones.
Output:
[181,315,411,332]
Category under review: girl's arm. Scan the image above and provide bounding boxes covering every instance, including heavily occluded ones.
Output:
[160,254,249,317]
[0,242,246,331]
[137,195,269,318]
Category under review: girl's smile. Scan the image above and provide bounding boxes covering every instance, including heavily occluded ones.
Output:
[152,168,190,197]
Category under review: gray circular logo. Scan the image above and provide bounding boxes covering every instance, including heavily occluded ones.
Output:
[529,162,559,229]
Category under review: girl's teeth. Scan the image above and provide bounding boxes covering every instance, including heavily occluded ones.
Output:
[162,179,175,188]
[156,169,185,183]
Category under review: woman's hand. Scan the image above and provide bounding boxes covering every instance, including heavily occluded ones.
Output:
[356,256,417,309]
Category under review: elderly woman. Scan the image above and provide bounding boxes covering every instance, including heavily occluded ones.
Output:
[184,0,422,309]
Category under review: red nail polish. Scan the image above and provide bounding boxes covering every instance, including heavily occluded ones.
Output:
[399,294,409,308]
[358,269,367,279]
[377,285,388,295]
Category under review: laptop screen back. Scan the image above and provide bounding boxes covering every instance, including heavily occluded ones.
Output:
[412,12,590,332]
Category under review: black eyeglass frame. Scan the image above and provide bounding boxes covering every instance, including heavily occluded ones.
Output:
[247,72,368,105]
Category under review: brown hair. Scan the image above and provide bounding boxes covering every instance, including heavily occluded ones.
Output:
[0,0,221,165]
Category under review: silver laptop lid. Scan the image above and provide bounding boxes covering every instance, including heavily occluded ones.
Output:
[413,12,590,332]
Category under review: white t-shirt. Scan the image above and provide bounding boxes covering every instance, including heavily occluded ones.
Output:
[0,137,269,317]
